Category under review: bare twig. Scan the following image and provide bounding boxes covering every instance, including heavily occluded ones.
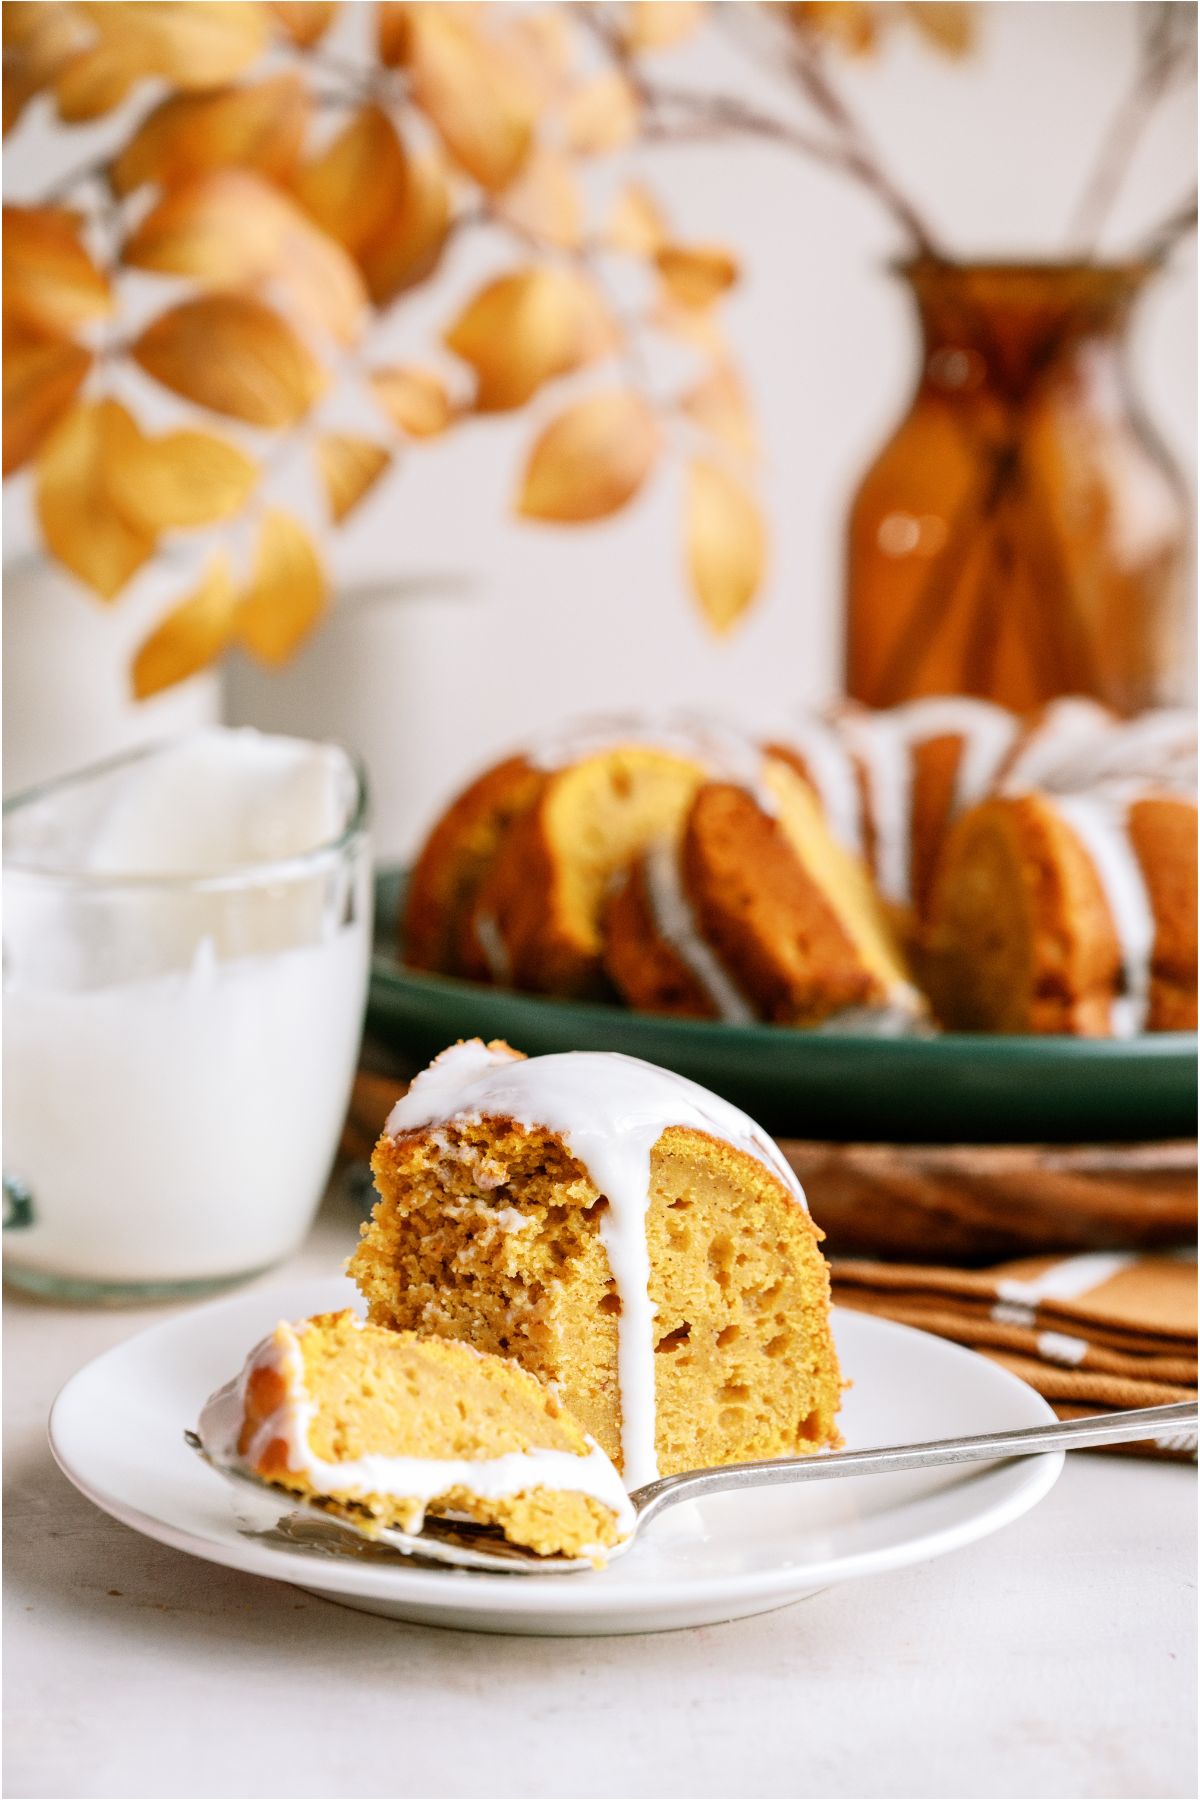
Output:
[592,0,944,256]
[1070,1,1197,253]
[638,80,845,164]
[1136,186,1199,264]
[38,154,111,206]
[769,17,943,254]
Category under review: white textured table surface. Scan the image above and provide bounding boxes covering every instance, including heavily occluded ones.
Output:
[5,1186,1196,1800]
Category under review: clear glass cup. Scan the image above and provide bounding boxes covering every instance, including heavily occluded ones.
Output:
[3,735,372,1303]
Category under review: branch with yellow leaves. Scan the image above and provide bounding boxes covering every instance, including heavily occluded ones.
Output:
[10,1,1184,704]
[581,0,949,255]
[4,0,784,694]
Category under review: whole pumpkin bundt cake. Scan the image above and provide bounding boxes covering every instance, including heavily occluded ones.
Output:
[350,1041,844,1487]
[198,1308,634,1560]
[399,701,1196,1037]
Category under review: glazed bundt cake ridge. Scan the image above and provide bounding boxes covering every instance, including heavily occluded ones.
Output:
[924,780,1197,1036]
[605,761,922,1031]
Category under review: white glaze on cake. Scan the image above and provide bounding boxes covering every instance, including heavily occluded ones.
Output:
[642,840,756,1025]
[896,698,1021,814]
[997,698,1199,797]
[773,717,864,855]
[1049,790,1157,1037]
[640,791,924,1033]
[472,911,512,983]
[842,699,1019,907]
[1000,698,1113,792]
[779,698,1018,908]
[840,712,913,906]
[1103,710,1197,791]
[384,1043,808,1488]
[521,714,778,811]
[198,1317,636,1533]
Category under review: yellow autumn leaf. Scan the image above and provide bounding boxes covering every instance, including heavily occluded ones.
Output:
[621,2,707,52]
[656,243,738,309]
[786,1,877,55]
[316,433,391,523]
[111,73,309,195]
[2,326,91,476]
[905,2,974,55]
[85,3,269,90]
[234,510,327,664]
[3,204,111,334]
[505,10,573,102]
[104,412,259,530]
[3,4,66,48]
[124,170,366,345]
[132,557,238,698]
[517,391,659,523]
[132,294,324,427]
[606,182,667,256]
[406,4,533,191]
[358,145,451,303]
[369,366,455,438]
[564,71,639,155]
[681,364,757,461]
[495,148,584,249]
[53,36,146,123]
[445,267,615,412]
[4,2,91,134]
[291,104,408,259]
[376,0,412,66]
[651,292,727,355]
[36,398,156,600]
[270,2,338,47]
[685,459,766,633]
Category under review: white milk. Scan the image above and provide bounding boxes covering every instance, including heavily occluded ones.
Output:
[3,730,372,1292]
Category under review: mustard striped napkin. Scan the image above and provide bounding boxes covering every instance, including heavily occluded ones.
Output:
[833,1251,1197,1459]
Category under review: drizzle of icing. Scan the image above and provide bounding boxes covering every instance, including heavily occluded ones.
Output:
[1001,698,1114,792]
[1050,789,1157,1037]
[198,1318,636,1533]
[841,698,1019,908]
[384,1043,808,1488]
[1009,705,1198,796]
[642,840,756,1024]
[521,713,778,811]
[840,712,913,907]
[1103,711,1197,790]
[893,697,1021,815]
[773,718,864,855]
[472,911,512,983]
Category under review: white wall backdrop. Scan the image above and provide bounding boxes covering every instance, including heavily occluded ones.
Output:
[4,2,1195,852]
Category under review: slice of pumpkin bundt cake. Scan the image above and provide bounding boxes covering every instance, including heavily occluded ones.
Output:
[350,1041,844,1488]
[198,1309,634,1560]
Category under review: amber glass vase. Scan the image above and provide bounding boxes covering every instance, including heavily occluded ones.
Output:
[845,260,1189,713]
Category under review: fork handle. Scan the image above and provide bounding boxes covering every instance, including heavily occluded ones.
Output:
[630,1400,1198,1526]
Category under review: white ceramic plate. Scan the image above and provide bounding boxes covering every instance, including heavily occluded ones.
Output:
[50,1276,1063,1637]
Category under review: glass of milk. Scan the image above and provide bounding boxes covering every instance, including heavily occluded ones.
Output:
[3,728,372,1301]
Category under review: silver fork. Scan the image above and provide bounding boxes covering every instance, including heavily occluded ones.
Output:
[186,1399,1197,1576]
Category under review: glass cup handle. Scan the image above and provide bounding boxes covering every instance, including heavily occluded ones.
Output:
[3,1176,35,1231]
